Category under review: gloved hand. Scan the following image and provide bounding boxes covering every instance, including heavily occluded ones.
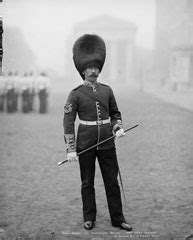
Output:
[67,152,78,162]
[115,128,125,138]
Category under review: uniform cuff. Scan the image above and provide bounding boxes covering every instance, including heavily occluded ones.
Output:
[113,119,123,132]
[64,134,76,152]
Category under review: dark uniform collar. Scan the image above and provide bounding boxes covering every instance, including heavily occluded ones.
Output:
[84,80,98,88]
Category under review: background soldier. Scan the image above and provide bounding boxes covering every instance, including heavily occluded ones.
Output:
[6,71,17,113]
[0,73,6,111]
[37,72,50,113]
[63,34,132,231]
[28,71,36,112]
[21,73,30,113]
[13,71,20,112]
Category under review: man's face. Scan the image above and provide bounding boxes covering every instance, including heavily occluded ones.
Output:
[83,67,100,83]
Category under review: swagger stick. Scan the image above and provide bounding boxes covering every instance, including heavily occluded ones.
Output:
[57,124,139,166]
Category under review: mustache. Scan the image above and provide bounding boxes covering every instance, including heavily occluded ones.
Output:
[88,73,98,77]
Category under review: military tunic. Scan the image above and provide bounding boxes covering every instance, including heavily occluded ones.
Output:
[63,81,126,225]
[63,81,123,153]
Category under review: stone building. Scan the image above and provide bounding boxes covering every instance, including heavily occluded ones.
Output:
[65,15,137,85]
[155,0,193,90]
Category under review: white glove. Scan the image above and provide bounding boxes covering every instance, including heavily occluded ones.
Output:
[67,152,78,162]
[115,128,125,138]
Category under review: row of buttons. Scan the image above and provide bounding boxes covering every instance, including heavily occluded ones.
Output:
[92,86,102,122]
[96,101,101,121]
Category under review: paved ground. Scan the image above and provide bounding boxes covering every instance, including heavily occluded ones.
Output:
[0,87,193,240]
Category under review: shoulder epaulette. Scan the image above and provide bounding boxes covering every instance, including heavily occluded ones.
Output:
[72,84,83,91]
[100,83,110,88]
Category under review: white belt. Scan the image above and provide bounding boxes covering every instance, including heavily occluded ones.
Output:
[79,118,110,126]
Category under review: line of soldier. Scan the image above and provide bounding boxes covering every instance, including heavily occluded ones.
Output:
[0,71,50,114]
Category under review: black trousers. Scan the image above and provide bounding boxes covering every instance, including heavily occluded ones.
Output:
[78,147,126,226]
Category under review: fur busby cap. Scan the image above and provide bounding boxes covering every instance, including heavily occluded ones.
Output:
[73,34,106,79]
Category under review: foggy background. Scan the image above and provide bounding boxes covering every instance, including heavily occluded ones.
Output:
[0,0,193,239]
[2,0,156,90]
[2,0,193,100]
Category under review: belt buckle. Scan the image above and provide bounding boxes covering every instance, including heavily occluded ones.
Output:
[97,120,103,125]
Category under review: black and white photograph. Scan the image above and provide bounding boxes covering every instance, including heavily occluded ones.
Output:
[0,0,193,239]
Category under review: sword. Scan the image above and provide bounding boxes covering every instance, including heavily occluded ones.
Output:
[57,124,139,166]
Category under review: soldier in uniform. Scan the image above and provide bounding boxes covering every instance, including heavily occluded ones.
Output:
[6,71,16,113]
[0,73,6,111]
[13,71,19,112]
[28,71,36,111]
[37,72,50,113]
[21,73,30,113]
[63,34,132,231]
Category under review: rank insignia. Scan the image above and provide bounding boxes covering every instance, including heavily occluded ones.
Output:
[64,103,73,113]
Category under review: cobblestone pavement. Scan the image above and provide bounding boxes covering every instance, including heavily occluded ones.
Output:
[0,88,193,240]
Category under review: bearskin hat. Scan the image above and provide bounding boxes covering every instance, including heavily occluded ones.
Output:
[73,34,106,79]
